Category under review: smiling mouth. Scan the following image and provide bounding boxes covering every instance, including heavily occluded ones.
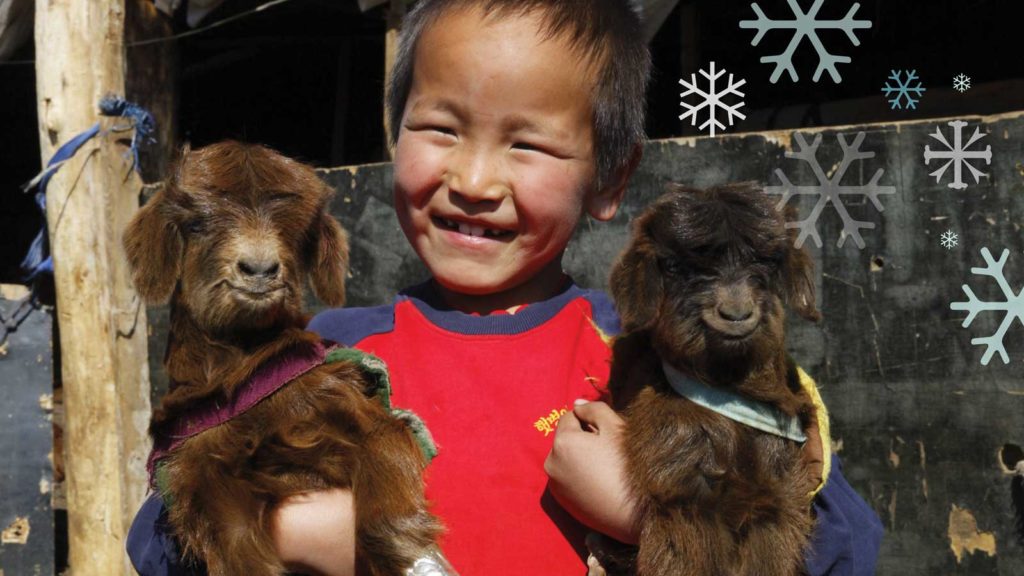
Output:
[701,309,760,340]
[228,284,285,299]
[434,217,514,239]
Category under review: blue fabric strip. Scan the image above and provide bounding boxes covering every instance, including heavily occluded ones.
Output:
[20,122,102,280]
[661,360,807,442]
[21,96,156,282]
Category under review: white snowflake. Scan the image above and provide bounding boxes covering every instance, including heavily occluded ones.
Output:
[940,230,958,250]
[953,74,971,93]
[881,70,926,110]
[766,131,895,249]
[678,61,747,137]
[739,0,871,84]
[924,120,992,190]
[950,248,1024,365]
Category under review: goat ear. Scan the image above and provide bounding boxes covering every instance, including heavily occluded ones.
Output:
[123,187,183,303]
[610,225,663,332]
[308,210,349,307]
[782,218,821,322]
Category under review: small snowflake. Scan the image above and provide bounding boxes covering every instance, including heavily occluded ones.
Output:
[940,230,958,250]
[881,70,926,110]
[678,61,747,137]
[950,248,1024,365]
[924,120,992,190]
[766,131,896,249]
[739,0,871,84]
[953,74,971,93]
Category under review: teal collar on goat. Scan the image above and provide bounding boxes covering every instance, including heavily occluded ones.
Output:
[661,360,807,443]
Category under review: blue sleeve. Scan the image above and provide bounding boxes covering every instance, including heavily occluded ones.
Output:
[805,455,884,576]
[126,494,206,576]
[581,289,621,337]
[307,304,395,346]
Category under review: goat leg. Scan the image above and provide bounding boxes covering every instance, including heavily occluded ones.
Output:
[164,450,286,576]
[351,418,445,576]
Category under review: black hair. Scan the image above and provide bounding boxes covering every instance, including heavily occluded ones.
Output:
[386,0,651,191]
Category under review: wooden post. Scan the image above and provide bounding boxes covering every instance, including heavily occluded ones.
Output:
[34,1,152,574]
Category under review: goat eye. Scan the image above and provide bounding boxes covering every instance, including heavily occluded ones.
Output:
[183,218,206,235]
[659,259,687,277]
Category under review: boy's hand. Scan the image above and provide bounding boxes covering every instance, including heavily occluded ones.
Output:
[544,400,638,545]
[272,488,356,576]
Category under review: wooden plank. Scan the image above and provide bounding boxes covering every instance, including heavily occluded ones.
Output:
[125,0,177,183]
[0,287,55,575]
[34,1,152,574]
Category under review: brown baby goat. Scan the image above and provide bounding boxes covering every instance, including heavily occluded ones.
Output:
[601,183,822,575]
[124,141,442,576]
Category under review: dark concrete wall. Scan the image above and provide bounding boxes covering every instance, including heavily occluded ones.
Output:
[147,111,1024,574]
[0,293,55,574]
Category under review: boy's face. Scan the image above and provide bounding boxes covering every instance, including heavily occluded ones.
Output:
[393,7,623,308]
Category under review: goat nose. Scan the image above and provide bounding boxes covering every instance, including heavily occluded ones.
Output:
[237,257,280,279]
[717,302,754,322]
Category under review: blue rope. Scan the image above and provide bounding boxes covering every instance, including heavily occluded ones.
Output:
[20,96,156,281]
[99,94,157,172]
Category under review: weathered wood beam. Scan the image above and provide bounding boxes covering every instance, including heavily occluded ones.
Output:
[126,0,177,183]
[34,1,152,573]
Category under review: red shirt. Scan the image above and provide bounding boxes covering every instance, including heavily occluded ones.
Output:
[309,281,620,574]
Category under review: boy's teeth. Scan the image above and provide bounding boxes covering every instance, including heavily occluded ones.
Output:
[455,222,489,237]
[444,217,506,237]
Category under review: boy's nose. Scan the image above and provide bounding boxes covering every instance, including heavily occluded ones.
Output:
[445,149,511,203]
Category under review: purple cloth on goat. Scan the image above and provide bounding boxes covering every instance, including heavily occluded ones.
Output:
[145,340,335,487]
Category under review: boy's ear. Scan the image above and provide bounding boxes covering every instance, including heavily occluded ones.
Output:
[609,217,663,332]
[586,144,643,221]
[123,186,183,303]
[308,208,349,307]
[781,206,821,322]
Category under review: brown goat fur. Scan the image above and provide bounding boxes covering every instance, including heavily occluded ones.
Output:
[123,141,441,575]
[599,182,822,575]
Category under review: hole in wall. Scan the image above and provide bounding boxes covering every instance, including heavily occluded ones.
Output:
[1000,443,1023,473]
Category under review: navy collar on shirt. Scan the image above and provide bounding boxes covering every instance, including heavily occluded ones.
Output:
[399,279,588,336]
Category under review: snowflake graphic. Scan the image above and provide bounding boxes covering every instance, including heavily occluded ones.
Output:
[739,0,871,84]
[924,120,992,190]
[881,70,926,110]
[953,74,971,93]
[940,230,958,250]
[950,248,1024,365]
[766,131,896,249]
[678,61,747,137]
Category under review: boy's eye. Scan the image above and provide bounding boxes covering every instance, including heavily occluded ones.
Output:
[403,122,456,138]
[512,141,540,152]
[511,141,568,159]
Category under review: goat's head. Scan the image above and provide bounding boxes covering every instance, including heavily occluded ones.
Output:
[123,141,349,336]
[610,182,819,370]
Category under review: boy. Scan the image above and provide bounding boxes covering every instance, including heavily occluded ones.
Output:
[128,0,883,574]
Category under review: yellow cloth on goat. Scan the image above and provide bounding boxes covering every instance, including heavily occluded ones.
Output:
[796,365,831,497]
